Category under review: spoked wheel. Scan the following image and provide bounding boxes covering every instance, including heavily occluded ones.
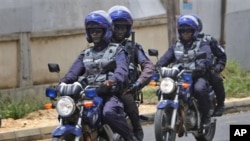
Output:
[154,108,176,141]
[194,119,216,141]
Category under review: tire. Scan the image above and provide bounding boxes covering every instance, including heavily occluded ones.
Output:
[154,108,176,141]
[51,137,61,141]
[194,121,216,141]
[51,134,84,141]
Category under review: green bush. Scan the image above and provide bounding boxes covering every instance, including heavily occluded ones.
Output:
[0,94,49,119]
[223,60,250,98]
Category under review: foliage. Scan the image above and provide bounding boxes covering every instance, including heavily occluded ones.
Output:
[223,60,250,98]
[141,86,158,104]
[0,94,49,119]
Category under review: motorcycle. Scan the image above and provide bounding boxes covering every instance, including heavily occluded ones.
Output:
[45,61,123,141]
[148,49,217,141]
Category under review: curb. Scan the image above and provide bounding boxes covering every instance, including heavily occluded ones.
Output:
[1,98,250,141]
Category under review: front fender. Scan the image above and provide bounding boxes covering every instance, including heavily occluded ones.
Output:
[52,125,82,137]
[157,100,179,109]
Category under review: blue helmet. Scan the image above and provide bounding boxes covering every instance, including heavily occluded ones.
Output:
[190,14,203,32]
[84,10,113,43]
[177,15,199,38]
[108,5,133,38]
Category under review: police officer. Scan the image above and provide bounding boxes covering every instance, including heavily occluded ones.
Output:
[108,5,155,141]
[60,10,137,141]
[156,15,213,127]
[192,14,227,116]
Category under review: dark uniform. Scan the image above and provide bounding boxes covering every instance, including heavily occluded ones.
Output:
[108,5,155,141]
[198,33,227,116]
[119,40,154,141]
[157,39,213,127]
[61,10,136,141]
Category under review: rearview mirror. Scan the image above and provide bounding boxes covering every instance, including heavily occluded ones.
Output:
[148,49,158,57]
[48,63,60,73]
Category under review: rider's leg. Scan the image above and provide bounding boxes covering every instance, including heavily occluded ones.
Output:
[102,96,136,141]
[210,72,225,116]
[194,78,211,128]
[120,93,144,141]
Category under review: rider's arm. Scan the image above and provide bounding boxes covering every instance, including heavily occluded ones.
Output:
[156,45,175,67]
[60,53,86,84]
[210,37,227,70]
[135,44,155,87]
[197,42,213,69]
[110,46,129,84]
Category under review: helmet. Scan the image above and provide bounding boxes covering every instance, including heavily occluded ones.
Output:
[108,5,133,38]
[177,15,199,38]
[84,10,113,43]
[190,14,203,32]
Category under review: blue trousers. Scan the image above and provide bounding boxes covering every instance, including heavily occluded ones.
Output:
[193,78,211,117]
[102,96,133,140]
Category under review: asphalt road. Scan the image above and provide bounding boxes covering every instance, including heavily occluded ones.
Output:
[143,111,250,141]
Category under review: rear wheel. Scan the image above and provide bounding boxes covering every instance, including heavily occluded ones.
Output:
[51,134,83,141]
[154,108,176,141]
[194,120,216,141]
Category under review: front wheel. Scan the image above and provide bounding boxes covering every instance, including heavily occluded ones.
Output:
[154,108,176,141]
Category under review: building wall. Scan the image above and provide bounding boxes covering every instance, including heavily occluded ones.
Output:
[178,0,250,70]
[179,0,222,40]
[0,16,168,93]
[0,41,18,88]
[225,0,250,70]
[0,0,165,35]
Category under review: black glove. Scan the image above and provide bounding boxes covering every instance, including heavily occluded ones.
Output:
[215,64,224,73]
[130,81,141,92]
[192,66,206,79]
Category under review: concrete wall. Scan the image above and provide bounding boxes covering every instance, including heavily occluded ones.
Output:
[0,0,167,97]
[225,0,250,70]
[0,40,18,88]
[0,0,165,35]
[177,0,250,70]
[1,0,250,97]
[0,16,168,96]
[179,0,222,41]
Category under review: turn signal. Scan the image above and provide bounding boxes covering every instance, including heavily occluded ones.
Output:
[44,103,53,109]
[83,100,94,108]
[181,83,190,89]
[149,81,158,87]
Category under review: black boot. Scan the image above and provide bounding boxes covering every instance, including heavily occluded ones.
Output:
[201,115,211,129]
[125,136,138,141]
[213,104,224,116]
[134,127,144,141]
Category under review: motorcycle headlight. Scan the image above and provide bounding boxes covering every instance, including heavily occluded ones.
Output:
[56,96,75,117]
[160,77,175,94]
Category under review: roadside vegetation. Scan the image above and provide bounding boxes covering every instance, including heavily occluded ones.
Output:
[0,60,249,119]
